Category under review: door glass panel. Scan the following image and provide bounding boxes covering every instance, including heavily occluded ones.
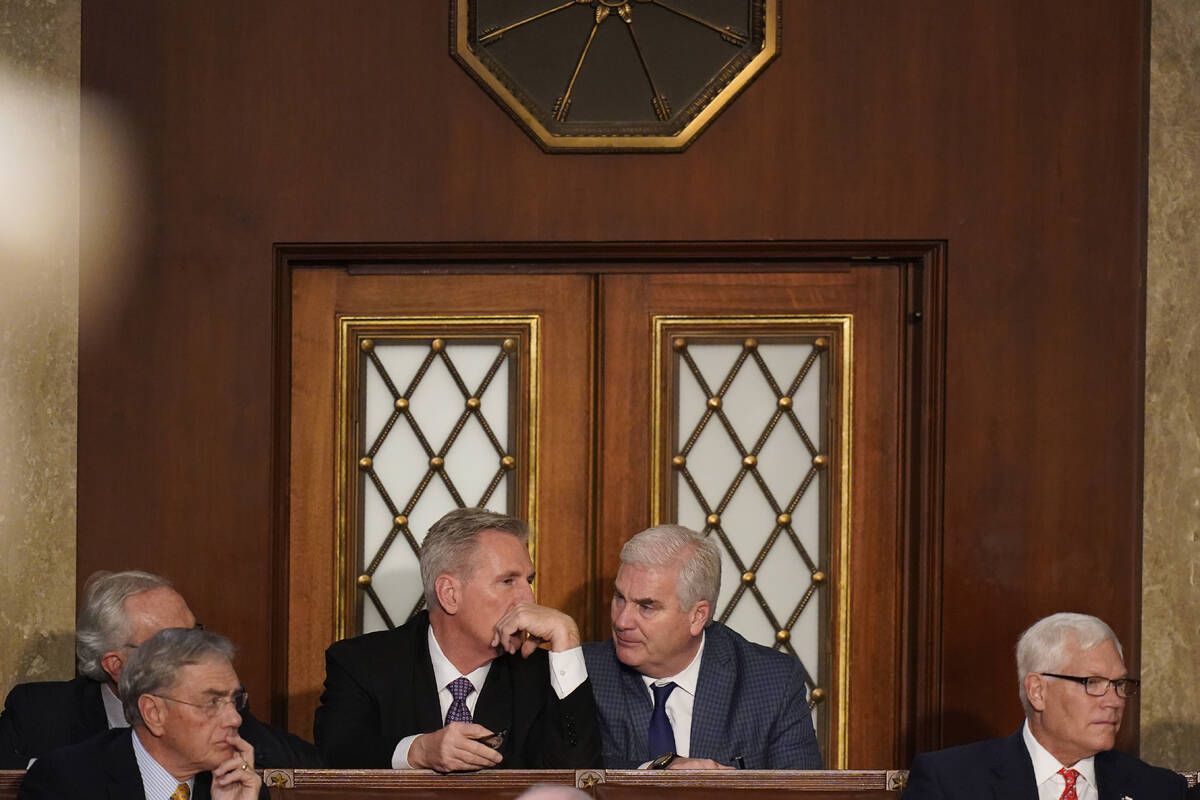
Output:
[339,318,537,636]
[652,316,851,737]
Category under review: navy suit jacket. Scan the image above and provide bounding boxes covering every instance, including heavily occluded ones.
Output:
[0,675,322,769]
[313,610,601,769]
[582,622,822,769]
[16,727,266,800]
[903,728,1187,800]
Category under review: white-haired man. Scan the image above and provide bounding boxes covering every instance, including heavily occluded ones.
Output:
[19,628,265,800]
[0,570,319,769]
[582,524,821,770]
[903,612,1187,799]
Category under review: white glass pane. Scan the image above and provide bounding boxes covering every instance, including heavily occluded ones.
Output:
[359,338,512,634]
[673,338,825,692]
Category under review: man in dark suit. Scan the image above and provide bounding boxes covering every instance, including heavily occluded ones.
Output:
[0,570,320,769]
[313,507,601,771]
[903,612,1188,799]
[582,524,822,770]
[19,628,265,799]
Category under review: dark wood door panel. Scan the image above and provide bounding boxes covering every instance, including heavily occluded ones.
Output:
[598,268,908,768]
[287,269,594,738]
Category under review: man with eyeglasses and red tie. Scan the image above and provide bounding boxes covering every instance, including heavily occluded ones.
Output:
[903,612,1188,799]
[19,627,266,800]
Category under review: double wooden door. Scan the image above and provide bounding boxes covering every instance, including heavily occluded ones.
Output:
[282,243,944,769]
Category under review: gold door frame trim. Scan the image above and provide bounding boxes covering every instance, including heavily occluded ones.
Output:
[335,315,542,639]
[649,314,853,768]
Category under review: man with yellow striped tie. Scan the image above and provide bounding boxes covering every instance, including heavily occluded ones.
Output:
[18,628,265,800]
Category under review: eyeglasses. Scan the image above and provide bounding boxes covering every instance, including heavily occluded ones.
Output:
[1040,673,1140,698]
[151,687,248,717]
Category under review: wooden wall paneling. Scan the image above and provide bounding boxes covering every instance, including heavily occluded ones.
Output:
[81,0,1148,755]
[598,265,910,768]
[898,248,948,760]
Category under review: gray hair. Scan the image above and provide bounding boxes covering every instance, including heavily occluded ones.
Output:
[76,570,174,682]
[420,507,528,609]
[120,627,235,728]
[620,525,720,614]
[1015,612,1123,715]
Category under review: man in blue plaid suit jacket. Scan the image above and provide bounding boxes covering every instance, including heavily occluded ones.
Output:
[582,525,822,770]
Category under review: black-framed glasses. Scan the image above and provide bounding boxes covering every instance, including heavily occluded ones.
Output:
[151,687,248,717]
[1040,673,1140,698]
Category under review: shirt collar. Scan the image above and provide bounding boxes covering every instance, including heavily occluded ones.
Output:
[132,727,195,799]
[1022,719,1097,790]
[427,625,491,693]
[101,682,128,729]
[641,631,706,697]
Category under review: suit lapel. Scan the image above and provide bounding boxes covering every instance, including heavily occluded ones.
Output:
[618,661,653,760]
[410,620,443,733]
[104,729,147,800]
[987,729,1039,800]
[473,656,513,737]
[690,627,733,760]
[78,678,110,737]
[193,772,213,800]
[1094,750,1128,800]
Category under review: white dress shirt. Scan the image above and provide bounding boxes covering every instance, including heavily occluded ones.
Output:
[102,682,129,729]
[1023,719,1098,800]
[132,726,194,800]
[390,625,587,768]
[640,632,706,761]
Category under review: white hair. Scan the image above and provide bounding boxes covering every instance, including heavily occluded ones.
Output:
[76,570,174,682]
[1015,612,1123,715]
[619,525,720,613]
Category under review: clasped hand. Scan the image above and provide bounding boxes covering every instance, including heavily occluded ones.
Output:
[409,722,504,773]
[491,602,581,657]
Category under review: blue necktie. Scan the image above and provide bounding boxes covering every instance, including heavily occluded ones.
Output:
[445,677,474,725]
[647,681,677,758]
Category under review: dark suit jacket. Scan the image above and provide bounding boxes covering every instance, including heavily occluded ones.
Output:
[581,621,823,769]
[0,675,322,769]
[902,727,1188,800]
[17,727,267,800]
[313,610,601,769]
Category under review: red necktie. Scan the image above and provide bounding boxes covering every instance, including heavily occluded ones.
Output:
[1058,767,1079,800]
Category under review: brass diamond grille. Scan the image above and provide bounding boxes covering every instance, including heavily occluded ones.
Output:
[338,317,538,637]
[652,316,851,727]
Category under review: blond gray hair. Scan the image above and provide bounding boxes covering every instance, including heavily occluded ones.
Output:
[420,507,528,609]
[120,627,235,727]
[620,525,720,614]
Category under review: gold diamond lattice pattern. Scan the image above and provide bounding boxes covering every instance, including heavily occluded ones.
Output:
[672,336,828,707]
[356,336,518,630]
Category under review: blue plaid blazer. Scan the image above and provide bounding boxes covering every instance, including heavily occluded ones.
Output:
[582,621,822,769]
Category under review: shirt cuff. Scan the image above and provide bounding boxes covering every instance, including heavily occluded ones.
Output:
[392,734,420,769]
[548,646,587,698]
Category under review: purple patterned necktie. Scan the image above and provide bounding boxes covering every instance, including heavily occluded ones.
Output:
[445,677,474,725]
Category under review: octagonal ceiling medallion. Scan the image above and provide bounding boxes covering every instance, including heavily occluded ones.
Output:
[450,0,781,152]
